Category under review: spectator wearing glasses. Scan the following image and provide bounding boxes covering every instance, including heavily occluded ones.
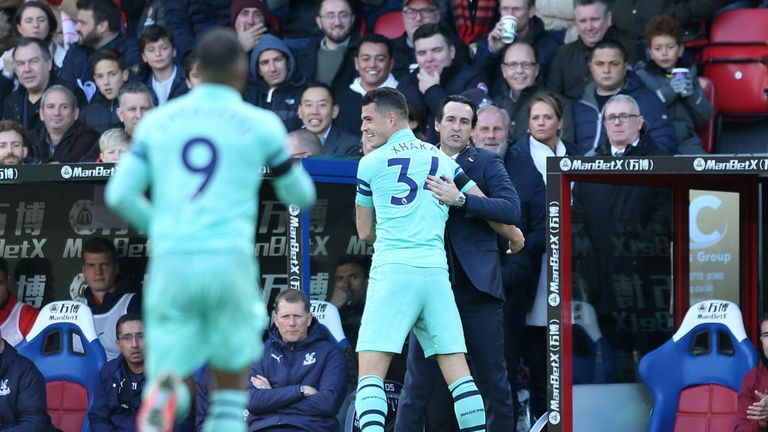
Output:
[89,313,146,432]
[592,94,665,157]
[492,41,573,144]
[572,39,676,156]
[296,0,359,95]
[391,0,471,80]
[475,0,562,82]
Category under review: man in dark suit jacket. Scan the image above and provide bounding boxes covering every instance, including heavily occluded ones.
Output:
[396,95,520,432]
[297,83,360,158]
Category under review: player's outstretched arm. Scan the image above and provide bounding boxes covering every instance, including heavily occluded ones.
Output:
[105,152,152,232]
[271,158,317,210]
[356,205,376,244]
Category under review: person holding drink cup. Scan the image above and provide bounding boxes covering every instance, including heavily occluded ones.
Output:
[635,15,712,154]
[475,0,561,86]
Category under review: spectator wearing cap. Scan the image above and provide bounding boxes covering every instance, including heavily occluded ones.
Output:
[397,23,488,143]
[231,0,276,55]
[391,0,471,80]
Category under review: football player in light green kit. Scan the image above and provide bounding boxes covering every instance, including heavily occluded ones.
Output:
[354,87,487,431]
[105,29,316,432]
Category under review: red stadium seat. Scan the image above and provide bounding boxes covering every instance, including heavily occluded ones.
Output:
[696,76,717,153]
[701,9,768,117]
[638,300,756,432]
[374,11,405,39]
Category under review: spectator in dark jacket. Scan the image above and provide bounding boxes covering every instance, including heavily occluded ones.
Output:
[0,331,57,431]
[609,0,726,45]
[31,85,100,163]
[547,0,643,101]
[397,23,488,143]
[502,92,565,418]
[634,16,711,154]
[89,313,145,432]
[474,0,563,84]
[116,82,155,137]
[246,289,347,432]
[245,35,306,131]
[297,83,360,157]
[391,0,471,80]
[139,25,189,106]
[89,313,193,431]
[265,0,323,54]
[60,0,144,99]
[296,0,359,95]
[334,34,399,135]
[163,0,232,58]
[572,39,677,155]
[4,38,87,132]
[80,51,128,133]
[492,41,574,145]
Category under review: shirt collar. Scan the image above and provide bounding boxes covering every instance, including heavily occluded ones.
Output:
[321,36,351,50]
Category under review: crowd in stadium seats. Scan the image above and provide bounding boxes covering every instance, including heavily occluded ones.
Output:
[0,0,767,430]
[0,0,762,165]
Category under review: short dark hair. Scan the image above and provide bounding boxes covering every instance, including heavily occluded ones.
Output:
[527,91,565,121]
[589,38,627,63]
[82,237,116,263]
[575,0,609,11]
[0,257,8,278]
[116,312,142,337]
[273,289,310,314]
[76,0,121,33]
[357,33,393,59]
[89,50,125,74]
[435,94,478,128]
[117,81,155,108]
[413,23,454,48]
[14,37,52,62]
[644,15,683,46]
[303,81,335,106]
[139,25,175,51]
[334,255,371,275]
[13,1,57,42]
[195,28,247,85]
[361,87,409,122]
[0,120,28,149]
[183,50,199,79]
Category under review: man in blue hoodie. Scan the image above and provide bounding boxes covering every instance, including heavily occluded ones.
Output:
[246,289,348,431]
[244,35,306,132]
[0,329,57,431]
[572,39,678,155]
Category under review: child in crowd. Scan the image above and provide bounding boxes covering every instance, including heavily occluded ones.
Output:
[140,25,188,105]
[635,15,712,154]
[80,51,129,133]
[98,128,129,163]
[184,50,201,89]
